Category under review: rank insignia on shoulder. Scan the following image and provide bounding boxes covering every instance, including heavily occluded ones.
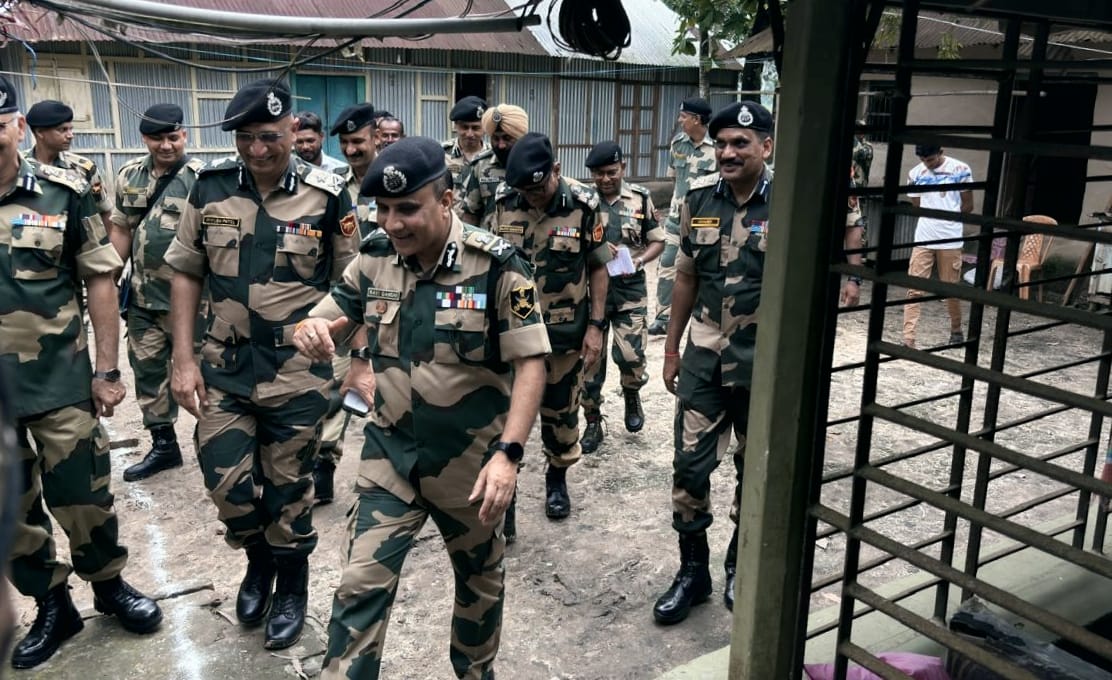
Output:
[691,217,720,228]
[510,284,536,319]
[340,211,358,237]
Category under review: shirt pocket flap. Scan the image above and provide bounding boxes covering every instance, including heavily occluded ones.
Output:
[691,228,721,246]
[550,235,582,253]
[278,233,321,256]
[205,314,238,343]
[545,306,576,325]
[11,226,65,251]
[203,225,240,248]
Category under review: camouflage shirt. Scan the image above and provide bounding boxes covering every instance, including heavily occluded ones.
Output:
[25,147,113,215]
[111,154,206,311]
[852,138,874,188]
[0,156,123,418]
[600,180,664,271]
[666,132,717,233]
[491,176,610,352]
[676,169,773,388]
[442,138,490,196]
[165,156,360,401]
[456,149,504,230]
[310,217,551,502]
[340,169,377,238]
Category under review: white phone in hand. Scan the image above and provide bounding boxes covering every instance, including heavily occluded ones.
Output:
[342,390,370,417]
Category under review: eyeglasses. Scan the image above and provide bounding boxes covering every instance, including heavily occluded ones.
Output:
[234,131,285,145]
[0,117,18,131]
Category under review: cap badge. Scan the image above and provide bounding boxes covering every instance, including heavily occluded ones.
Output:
[492,109,503,123]
[738,105,754,127]
[475,105,484,118]
[266,91,282,117]
[346,119,357,132]
[383,165,408,193]
[612,150,620,162]
[0,91,8,108]
[531,170,544,183]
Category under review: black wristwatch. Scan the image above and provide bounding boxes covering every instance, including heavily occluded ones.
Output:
[349,346,372,361]
[848,275,864,286]
[493,441,524,463]
[93,368,121,382]
[588,318,608,331]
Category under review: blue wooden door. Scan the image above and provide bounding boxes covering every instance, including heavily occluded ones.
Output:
[294,75,362,160]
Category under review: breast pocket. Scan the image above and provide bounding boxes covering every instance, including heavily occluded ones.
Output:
[203,225,241,277]
[620,219,643,249]
[364,300,401,358]
[158,200,182,232]
[689,227,721,269]
[277,233,323,281]
[434,309,490,364]
[10,227,66,280]
[548,235,582,271]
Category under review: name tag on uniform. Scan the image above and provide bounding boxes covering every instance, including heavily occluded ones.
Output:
[691,217,720,228]
[202,215,241,229]
[12,213,65,229]
[276,222,322,239]
[498,224,524,235]
[367,287,402,301]
[437,286,488,310]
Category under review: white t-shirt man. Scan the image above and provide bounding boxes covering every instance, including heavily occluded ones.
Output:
[908,154,973,249]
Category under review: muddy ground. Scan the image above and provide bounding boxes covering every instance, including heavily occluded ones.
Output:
[14,270,1106,679]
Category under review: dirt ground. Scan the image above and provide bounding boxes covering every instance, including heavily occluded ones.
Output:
[14,269,1106,679]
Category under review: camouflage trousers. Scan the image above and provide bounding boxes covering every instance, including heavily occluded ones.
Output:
[126,305,177,429]
[321,483,503,680]
[581,275,649,413]
[11,402,128,598]
[543,350,585,467]
[654,229,681,324]
[319,353,352,466]
[672,366,750,534]
[195,385,327,558]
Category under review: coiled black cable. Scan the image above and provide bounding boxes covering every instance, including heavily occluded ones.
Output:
[547,0,631,61]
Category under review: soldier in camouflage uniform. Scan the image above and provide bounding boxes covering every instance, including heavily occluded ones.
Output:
[649,97,716,336]
[107,103,206,482]
[457,104,528,230]
[0,77,162,669]
[166,80,359,650]
[653,101,774,626]
[25,100,113,229]
[492,133,610,528]
[579,141,665,454]
[443,95,489,195]
[295,137,549,680]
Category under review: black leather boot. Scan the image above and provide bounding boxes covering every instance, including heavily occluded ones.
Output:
[313,458,335,506]
[11,583,84,669]
[580,412,604,454]
[91,576,163,634]
[503,492,517,545]
[724,529,738,611]
[544,465,570,519]
[652,532,712,625]
[264,558,309,650]
[623,389,645,433]
[236,540,276,625]
[123,425,183,482]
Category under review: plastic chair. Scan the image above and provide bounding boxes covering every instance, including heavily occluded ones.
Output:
[986,214,1057,301]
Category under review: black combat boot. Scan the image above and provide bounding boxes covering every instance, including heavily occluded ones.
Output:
[123,425,183,482]
[724,529,738,611]
[544,465,571,519]
[652,532,712,625]
[623,389,645,432]
[91,576,163,633]
[503,492,517,545]
[647,318,668,336]
[236,540,276,625]
[11,583,84,669]
[313,458,335,506]
[265,557,309,650]
[581,412,604,454]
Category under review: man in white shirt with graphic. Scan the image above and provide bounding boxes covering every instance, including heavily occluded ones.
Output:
[903,144,973,348]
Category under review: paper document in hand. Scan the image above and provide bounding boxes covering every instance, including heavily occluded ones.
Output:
[607,245,636,277]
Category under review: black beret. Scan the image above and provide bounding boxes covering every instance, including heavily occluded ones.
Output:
[585,140,623,169]
[221,79,291,132]
[140,103,184,136]
[373,109,393,120]
[361,136,447,198]
[914,144,942,157]
[504,132,554,188]
[680,97,711,119]
[26,100,73,128]
[450,96,487,122]
[329,103,375,136]
[0,75,17,115]
[709,100,774,139]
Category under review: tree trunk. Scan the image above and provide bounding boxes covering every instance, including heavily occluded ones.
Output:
[698,25,712,99]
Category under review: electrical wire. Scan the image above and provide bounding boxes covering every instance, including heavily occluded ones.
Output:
[547,0,630,61]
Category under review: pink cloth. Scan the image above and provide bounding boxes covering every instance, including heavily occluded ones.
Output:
[805,652,950,680]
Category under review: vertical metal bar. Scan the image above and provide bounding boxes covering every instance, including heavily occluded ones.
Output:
[1081,329,1112,549]
[727,0,856,676]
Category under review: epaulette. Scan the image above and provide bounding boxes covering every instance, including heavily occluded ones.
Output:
[461,226,516,263]
[441,139,455,151]
[199,156,238,175]
[118,156,145,173]
[670,132,687,146]
[628,182,651,197]
[184,157,207,174]
[494,181,515,202]
[567,179,600,210]
[36,163,89,194]
[689,172,720,191]
[300,164,345,197]
[471,148,495,164]
[64,152,97,174]
[358,229,394,254]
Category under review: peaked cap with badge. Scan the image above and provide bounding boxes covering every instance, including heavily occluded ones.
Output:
[221,79,291,131]
[504,132,554,189]
[0,75,17,115]
[450,96,487,122]
[140,103,184,136]
[26,100,74,129]
[585,141,623,169]
[708,100,774,139]
[329,103,376,136]
[362,136,447,198]
[680,97,712,122]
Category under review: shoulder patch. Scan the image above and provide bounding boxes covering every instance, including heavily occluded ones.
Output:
[358,229,394,255]
[462,226,516,262]
[36,163,89,194]
[199,157,239,175]
[301,165,345,196]
[689,172,720,191]
[568,180,600,210]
